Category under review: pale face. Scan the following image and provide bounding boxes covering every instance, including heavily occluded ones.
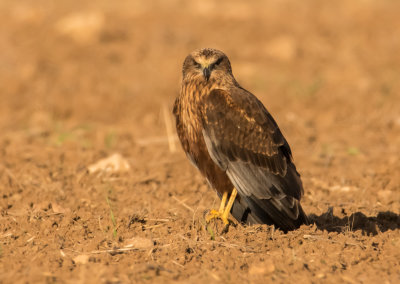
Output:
[182,48,232,82]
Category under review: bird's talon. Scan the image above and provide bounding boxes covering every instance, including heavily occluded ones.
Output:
[206,209,229,225]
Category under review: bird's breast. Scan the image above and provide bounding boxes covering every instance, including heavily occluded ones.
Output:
[178,81,210,142]
[174,79,234,195]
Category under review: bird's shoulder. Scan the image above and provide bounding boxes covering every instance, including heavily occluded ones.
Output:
[200,87,280,138]
[199,86,293,163]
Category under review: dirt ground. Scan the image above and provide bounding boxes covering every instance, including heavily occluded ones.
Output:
[1,0,400,283]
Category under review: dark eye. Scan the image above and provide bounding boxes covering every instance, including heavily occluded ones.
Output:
[192,59,201,68]
[214,57,223,66]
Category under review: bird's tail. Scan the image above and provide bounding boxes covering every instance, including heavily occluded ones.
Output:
[231,195,309,232]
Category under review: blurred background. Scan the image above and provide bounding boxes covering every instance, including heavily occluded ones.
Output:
[1,0,399,193]
[2,0,399,128]
[1,0,399,282]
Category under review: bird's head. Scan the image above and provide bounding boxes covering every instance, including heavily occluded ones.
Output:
[182,48,233,82]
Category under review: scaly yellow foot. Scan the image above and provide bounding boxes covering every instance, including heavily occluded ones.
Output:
[206,189,238,225]
[206,209,230,225]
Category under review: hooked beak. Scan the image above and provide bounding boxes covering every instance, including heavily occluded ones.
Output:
[203,67,211,81]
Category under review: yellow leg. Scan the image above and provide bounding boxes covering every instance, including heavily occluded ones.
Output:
[206,188,238,225]
[222,188,237,221]
[218,191,228,213]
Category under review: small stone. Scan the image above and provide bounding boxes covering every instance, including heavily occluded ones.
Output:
[73,254,89,264]
[123,237,153,249]
[88,153,130,174]
[249,259,275,275]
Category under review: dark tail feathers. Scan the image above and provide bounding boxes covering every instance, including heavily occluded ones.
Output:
[231,195,309,232]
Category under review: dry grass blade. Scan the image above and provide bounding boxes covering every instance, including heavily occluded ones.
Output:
[0,233,12,239]
[172,196,194,212]
[162,103,177,153]
[68,243,154,256]
[143,224,167,229]
[144,218,171,222]
[171,260,184,268]
[89,247,145,254]
[104,186,117,238]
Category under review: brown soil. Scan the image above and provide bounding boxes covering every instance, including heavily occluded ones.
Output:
[1,1,399,283]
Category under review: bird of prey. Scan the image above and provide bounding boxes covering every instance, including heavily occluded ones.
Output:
[173,48,309,232]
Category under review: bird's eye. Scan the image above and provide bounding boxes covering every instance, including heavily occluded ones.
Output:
[192,59,201,69]
[209,57,223,70]
[214,57,223,66]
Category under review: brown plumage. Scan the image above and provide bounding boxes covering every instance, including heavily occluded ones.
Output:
[173,48,309,232]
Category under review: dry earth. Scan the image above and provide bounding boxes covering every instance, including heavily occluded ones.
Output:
[0,0,399,283]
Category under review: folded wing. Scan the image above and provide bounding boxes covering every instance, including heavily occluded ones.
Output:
[200,88,308,231]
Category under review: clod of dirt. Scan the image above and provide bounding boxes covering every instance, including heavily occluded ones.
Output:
[249,259,275,276]
[123,237,154,250]
[73,254,90,265]
[51,203,70,214]
[87,153,130,174]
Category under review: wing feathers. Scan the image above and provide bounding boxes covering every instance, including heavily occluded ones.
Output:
[200,88,308,231]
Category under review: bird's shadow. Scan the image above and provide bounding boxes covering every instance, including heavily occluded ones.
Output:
[308,207,400,235]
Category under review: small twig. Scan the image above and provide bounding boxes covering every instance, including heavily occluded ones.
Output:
[43,213,65,217]
[0,233,12,239]
[98,216,103,232]
[303,234,365,248]
[171,260,184,268]
[172,196,194,212]
[26,236,35,242]
[144,224,167,230]
[144,218,171,222]
[104,186,117,238]
[148,248,154,261]
[162,104,177,153]
[89,247,148,254]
